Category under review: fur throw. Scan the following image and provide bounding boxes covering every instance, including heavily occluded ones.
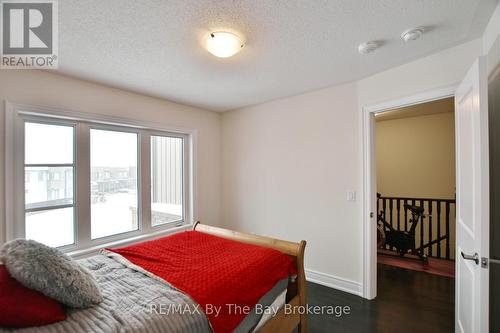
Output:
[0,239,103,308]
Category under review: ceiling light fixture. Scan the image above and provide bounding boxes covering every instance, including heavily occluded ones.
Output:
[358,41,378,54]
[401,27,425,42]
[206,31,244,58]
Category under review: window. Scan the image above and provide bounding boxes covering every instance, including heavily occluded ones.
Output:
[8,106,192,252]
[24,122,75,248]
[151,135,184,226]
[90,129,139,239]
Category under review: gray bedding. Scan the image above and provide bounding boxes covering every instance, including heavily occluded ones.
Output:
[1,254,212,333]
[0,252,287,333]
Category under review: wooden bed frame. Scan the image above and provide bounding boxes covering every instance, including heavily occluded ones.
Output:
[193,222,307,333]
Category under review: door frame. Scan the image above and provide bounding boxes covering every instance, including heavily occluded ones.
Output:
[361,84,457,299]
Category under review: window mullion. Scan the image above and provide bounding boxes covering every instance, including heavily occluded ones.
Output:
[15,116,26,239]
[76,123,91,248]
[141,131,152,232]
[185,134,193,224]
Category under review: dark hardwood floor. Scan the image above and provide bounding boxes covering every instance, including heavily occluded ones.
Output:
[296,263,454,333]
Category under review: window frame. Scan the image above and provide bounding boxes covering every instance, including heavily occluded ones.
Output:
[88,125,142,241]
[149,132,187,227]
[23,118,77,251]
[5,102,195,254]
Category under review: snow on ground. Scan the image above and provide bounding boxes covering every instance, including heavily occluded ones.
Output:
[26,192,182,248]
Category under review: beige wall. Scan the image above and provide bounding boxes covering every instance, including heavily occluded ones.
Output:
[375,111,457,259]
[376,112,456,199]
[0,70,222,244]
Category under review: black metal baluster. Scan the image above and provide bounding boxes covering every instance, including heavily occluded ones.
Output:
[383,198,387,250]
[446,202,450,260]
[404,200,408,232]
[428,200,433,257]
[437,200,442,258]
[377,196,455,260]
[429,201,441,258]
[377,196,379,218]
[397,199,401,231]
[412,199,416,248]
[389,199,394,251]
[419,199,424,253]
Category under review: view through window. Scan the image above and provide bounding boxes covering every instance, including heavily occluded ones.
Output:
[24,122,75,247]
[151,135,184,226]
[90,129,139,239]
[20,115,189,250]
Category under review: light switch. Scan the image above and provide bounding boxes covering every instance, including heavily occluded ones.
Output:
[347,190,356,202]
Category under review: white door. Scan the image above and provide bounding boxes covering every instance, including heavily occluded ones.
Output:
[455,57,490,333]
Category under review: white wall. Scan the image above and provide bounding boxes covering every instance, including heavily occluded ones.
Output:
[483,1,500,56]
[222,82,363,292]
[0,70,222,244]
[357,39,482,107]
[221,38,483,294]
[484,2,500,76]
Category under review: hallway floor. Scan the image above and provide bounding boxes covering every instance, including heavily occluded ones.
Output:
[297,263,454,333]
[377,250,455,278]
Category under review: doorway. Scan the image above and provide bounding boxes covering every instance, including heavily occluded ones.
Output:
[361,86,457,300]
[362,57,491,333]
[374,97,456,277]
[374,97,457,332]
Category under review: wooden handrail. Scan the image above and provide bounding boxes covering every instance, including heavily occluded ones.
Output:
[378,195,456,203]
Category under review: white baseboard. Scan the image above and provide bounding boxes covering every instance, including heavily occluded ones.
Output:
[305,269,363,297]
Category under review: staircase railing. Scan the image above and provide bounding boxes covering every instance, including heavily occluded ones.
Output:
[377,194,456,260]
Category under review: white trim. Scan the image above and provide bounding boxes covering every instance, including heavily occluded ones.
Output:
[361,107,377,300]
[306,269,363,297]
[8,102,197,135]
[363,85,457,113]
[4,101,197,252]
[140,131,152,235]
[76,122,91,248]
[4,101,16,241]
[361,84,457,300]
[189,131,198,222]
[68,223,192,259]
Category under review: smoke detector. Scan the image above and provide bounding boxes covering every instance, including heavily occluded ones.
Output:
[358,41,378,54]
[401,27,425,42]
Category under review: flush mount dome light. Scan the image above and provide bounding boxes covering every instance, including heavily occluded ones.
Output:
[206,31,244,58]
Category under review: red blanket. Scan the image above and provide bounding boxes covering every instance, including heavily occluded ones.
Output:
[108,231,296,333]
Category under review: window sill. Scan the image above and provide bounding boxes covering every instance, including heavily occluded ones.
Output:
[68,223,193,259]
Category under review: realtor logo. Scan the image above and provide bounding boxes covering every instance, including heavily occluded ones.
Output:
[1,0,58,69]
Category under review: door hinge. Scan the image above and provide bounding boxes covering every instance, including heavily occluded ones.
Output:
[481,257,488,268]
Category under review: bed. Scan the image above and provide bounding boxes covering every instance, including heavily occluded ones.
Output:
[1,223,307,333]
[191,223,308,333]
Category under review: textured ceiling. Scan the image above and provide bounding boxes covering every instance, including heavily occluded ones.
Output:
[58,0,498,111]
